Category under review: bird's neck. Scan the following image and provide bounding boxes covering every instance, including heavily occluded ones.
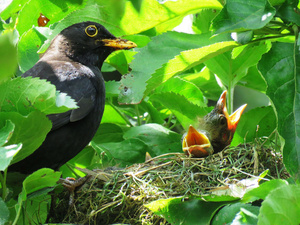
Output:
[44,34,108,69]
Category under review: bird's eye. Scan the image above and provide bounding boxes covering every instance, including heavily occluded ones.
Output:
[85,25,98,37]
[220,116,227,126]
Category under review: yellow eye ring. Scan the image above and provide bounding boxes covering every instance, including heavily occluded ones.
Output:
[85,25,98,37]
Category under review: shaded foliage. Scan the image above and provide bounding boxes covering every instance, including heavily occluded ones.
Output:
[0,0,300,224]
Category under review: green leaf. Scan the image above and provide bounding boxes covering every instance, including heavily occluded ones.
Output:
[119,32,211,104]
[119,31,236,104]
[150,92,211,129]
[0,120,14,146]
[0,77,77,116]
[0,143,22,172]
[0,111,52,164]
[123,123,182,156]
[155,76,207,106]
[268,0,286,6]
[140,100,165,125]
[105,81,121,97]
[60,146,96,178]
[239,66,267,92]
[92,138,150,167]
[18,27,49,73]
[192,9,221,34]
[123,34,151,48]
[0,32,17,83]
[242,179,288,203]
[202,195,240,202]
[106,50,136,75]
[39,0,178,51]
[0,0,27,21]
[145,197,232,225]
[232,106,276,146]
[19,194,51,225]
[0,197,9,225]
[212,0,276,34]
[277,0,300,26]
[231,30,254,44]
[258,184,300,225]
[183,67,223,100]
[101,103,128,125]
[146,41,238,96]
[120,0,222,34]
[258,42,300,179]
[22,168,61,195]
[212,203,259,225]
[16,0,86,36]
[204,41,270,88]
[92,123,124,144]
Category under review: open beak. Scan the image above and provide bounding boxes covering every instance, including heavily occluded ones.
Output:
[182,90,247,158]
[217,90,247,133]
[182,125,214,157]
[102,38,137,50]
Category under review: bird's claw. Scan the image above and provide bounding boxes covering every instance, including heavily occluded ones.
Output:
[58,175,92,205]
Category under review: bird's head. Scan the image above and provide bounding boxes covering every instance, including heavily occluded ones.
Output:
[47,21,136,66]
[182,90,247,157]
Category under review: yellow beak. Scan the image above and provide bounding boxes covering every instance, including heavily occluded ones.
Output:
[102,38,137,50]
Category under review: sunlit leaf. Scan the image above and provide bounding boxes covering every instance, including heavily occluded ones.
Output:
[0,77,77,116]
[120,0,222,34]
[18,27,49,73]
[155,76,207,106]
[16,0,86,36]
[146,41,238,96]
[0,32,17,82]
[119,31,235,104]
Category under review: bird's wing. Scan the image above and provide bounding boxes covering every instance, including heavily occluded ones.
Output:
[23,60,99,131]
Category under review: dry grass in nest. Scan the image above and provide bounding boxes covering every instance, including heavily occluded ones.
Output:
[48,139,289,224]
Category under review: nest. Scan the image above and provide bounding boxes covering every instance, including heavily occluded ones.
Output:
[48,139,289,225]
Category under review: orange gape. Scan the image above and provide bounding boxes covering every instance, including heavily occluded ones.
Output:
[182,90,247,157]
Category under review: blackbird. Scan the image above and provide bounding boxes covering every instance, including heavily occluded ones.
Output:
[9,21,136,174]
[182,90,247,157]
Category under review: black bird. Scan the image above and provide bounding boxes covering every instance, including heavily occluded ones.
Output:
[9,22,136,174]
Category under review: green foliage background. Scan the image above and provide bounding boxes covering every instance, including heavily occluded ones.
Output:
[0,0,300,224]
